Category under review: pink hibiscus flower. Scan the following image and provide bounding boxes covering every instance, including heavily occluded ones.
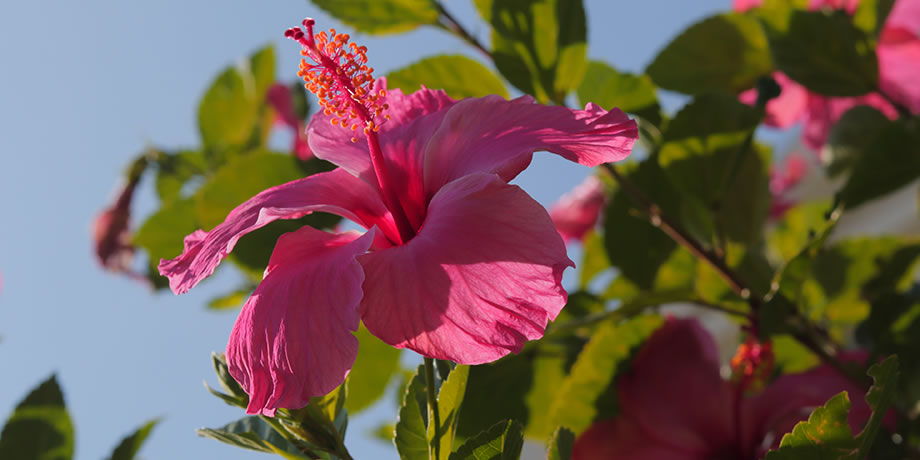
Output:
[266,83,314,160]
[572,318,871,460]
[549,175,607,242]
[158,19,637,416]
[736,0,918,151]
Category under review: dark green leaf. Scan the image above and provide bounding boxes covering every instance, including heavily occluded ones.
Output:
[346,324,402,413]
[0,375,74,460]
[853,0,896,37]
[449,420,524,460]
[197,416,308,459]
[763,10,878,96]
[395,366,429,460]
[546,427,574,460]
[547,315,663,435]
[856,356,900,453]
[386,55,509,99]
[839,119,920,209]
[308,0,438,35]
[646,13,772,95]
[107,418,160,460]
[154,150,207,203]
[489,0,587,103]
[577,61,661,126]
[825,106,891,177]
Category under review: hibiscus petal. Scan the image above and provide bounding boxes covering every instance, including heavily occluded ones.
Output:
[802,93,898,150]
[549,175,607,242]
[158,168,397,294]
[226,227,375,416]
[617,318,735,455]
[358,173,573,364]
[306,78,454,183]
[572,418,700,460]
[739,72,809,128]
[879,33,920,114]
[422,96,637,195]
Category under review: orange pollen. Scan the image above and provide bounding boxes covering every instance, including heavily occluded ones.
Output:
[285,18,388,138]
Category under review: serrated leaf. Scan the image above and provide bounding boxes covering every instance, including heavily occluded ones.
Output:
[546,427,574,460]
[646,13,772,95]
[0,375,74,460]
[198,45,276,155]
[197,416,308,459]
[346,324,401,413]
[107,418,159,460]
[763,10,878,96]
[386,55,509,99]
[547,315,663,435]
[449,420,524,460]
[577,61,661,127]
[431,365,470,459]
[856,356,899,453]
[838,119,920,209]
[489,0,587,103]
[395,366,429,460]
[309,0,438,35]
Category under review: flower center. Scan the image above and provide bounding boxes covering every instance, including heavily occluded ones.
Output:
[286,19,414,244]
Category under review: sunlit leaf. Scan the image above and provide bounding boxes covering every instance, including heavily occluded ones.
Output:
[386,55,509,99]
[197,416,308,459]
[346,325,402,413]
[309,0,438,35]
[449,420,524,460]
[577,61,661,126]
[395,366,429,460]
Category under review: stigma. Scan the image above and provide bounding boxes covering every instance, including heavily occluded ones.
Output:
[285,18,389,142]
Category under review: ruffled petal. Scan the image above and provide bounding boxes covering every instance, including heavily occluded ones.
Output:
[572,418,700,460]
[549,175,607,242]
[305,79,454,184]
[358,173,573,364]
[618,318,735,455]
[879,31,920,114]
[422,96,637,196]
[158,168,397,294]
[802,93,898,150]
[227,227,375,416]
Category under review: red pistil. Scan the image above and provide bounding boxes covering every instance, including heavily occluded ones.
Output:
[286,18,414,243]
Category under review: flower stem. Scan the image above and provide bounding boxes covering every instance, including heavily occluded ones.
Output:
[423,357,442,460]
[433,1,491,58]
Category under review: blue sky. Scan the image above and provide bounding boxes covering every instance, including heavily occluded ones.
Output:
[0,1,728,458]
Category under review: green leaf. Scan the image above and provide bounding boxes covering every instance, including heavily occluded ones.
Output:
[770,207,840,303]
[603,159,680,289]
[154,150,207,203]
[395,366,429,460]
[763,10,878,96]
[488,0,587,103]
[546,427,574,460]
[839,119,920,209]
[768,201,835,262]
[547,315,663,435]
[449,420,524,460]
[579,231,610,288]
[207,287,252,311]
[386,55,509,99]
[431,365,470,459]
[646,13,772,95]
[0,375,74,460]
[853,0,896,38]
[107,418,160,460]
[765,356,900,459]
[197,416,308,459]
[577,61,661,127]
[346,324,402,413]
[133,197,199,278]
[198,45,276,154]
[824,106,890,178]
[308,0,438,35]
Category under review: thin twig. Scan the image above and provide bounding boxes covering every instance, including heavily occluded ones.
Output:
[433,2,492,58]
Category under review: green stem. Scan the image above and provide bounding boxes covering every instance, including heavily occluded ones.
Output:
[424,357,442,460]
[433,2,491,58]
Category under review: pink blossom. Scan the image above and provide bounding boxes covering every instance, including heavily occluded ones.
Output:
[549,175,607,242]
[735,0,918,150]
[266,83,313,160]
[159,19,637,416]
[93,177,140,274]
[768,153,809,218]
[572,318,871,460]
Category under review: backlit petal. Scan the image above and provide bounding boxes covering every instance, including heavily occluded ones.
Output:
[227,227,375,416]
[359,173,573,364]
[549,175,607,242]
[573,418,701,460]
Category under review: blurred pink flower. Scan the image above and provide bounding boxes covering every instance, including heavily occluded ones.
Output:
[159,19,637,416]
[93,177,140,274]
[769,153,809,218]
[736,0,918,151]
[266,83,313,160]
[572,318,871,460]
[549,175,607,242]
